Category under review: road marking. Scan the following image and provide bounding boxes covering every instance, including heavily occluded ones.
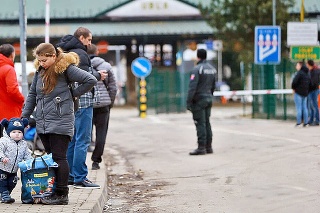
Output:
[215,128,301,144]
[279,184,315,192]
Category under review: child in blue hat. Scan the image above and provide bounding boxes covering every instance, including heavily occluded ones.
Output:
[0,118,33,203]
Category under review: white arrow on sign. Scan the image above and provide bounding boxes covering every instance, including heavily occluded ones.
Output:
[133,61,148,73]
[259,33,278,61]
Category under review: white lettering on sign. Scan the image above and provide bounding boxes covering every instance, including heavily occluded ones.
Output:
[106,0,200,17]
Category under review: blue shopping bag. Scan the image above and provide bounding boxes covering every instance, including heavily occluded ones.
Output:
[18,154,58,204]
[18,153,58,172]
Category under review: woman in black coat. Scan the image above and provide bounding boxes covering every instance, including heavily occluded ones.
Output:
[291,61,310,127]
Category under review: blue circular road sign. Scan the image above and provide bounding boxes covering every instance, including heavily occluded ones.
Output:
[131,57,152,78]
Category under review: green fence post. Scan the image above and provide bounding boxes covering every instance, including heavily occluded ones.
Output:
[240,61,246,116]
[263,62,276,119]
[252,64,256,118]
[154,69,158,114]
[283,59,287,120]
[166,71,169,113]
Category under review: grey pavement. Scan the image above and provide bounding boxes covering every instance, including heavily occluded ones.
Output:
[105,104,320,213]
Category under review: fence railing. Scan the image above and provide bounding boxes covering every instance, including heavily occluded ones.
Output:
[143,58,299,120]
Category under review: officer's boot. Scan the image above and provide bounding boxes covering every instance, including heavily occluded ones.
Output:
[1,190,15,203]
[42,187,69,205]
[189,144,206,155]
[206,141,213,154]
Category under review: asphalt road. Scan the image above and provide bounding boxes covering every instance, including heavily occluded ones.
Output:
[106,105,320,213]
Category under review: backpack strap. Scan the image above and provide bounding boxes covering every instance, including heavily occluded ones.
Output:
[63,69,76,98]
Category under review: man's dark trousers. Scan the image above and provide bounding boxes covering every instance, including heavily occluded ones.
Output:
[191,98,213,149]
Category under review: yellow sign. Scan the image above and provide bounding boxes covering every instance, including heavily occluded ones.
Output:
[290,46,320,61]
[34,172,49,178]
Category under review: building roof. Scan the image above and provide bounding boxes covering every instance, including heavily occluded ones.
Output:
[0,0,316,21]
[0,0,212,20]
[0,0,215,39]
[0,20,215,39]
[0,0,318,39]
[0,0,129,20]
[289,0,320,14]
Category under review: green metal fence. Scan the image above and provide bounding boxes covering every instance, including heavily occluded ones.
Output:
[251,59,296,120]
[145,68,189,113]
[142,58,298,120]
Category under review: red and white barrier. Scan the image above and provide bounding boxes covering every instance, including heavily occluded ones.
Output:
[213,89,293,97]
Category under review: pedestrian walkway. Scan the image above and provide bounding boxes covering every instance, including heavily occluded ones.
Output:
[4,153,106,213]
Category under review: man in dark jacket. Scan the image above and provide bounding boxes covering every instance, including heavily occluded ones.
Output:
[56,27,107,189]
[292,61,311,127]
[306,59,320,125]
[87,44,117,170]
[187,49,216,155]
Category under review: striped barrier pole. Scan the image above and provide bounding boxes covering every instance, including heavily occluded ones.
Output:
[213,89,293,97]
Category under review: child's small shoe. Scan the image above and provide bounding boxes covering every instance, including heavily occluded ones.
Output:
[1,191,15,204]
[1,197,15,203]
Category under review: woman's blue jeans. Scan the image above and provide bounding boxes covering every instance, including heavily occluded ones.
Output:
[294,93,308,125]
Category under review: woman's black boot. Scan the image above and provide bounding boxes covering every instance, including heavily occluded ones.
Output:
[41,187,69,205]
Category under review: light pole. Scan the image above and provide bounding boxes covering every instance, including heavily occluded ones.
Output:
[45,0,50,43]
[18,0,28,98]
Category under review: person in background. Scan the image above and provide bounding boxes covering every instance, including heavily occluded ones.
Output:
[21,43,97,204]
[87,44,117,170]
[292,61,310,128]
[187,49,216,155]
[0,44,25,137]
[56,27,107,189]
[306,59,320,126]
[0,118,33,204]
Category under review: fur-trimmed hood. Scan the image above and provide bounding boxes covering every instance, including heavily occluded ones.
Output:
[34,52,79,74]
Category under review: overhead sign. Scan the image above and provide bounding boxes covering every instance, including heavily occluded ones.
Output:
[131,57,152,78]
[254,26,281,64]
[205,40,223,51]
[287,22,318,46]
[106,0,200,17]
[290,46,320,61]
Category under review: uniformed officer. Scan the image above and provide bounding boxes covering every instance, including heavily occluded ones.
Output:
[187,49,216,155]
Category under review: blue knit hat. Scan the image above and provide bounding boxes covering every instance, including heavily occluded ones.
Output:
[1,118,28,135]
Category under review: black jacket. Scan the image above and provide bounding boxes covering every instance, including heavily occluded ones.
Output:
[56,35,100,80]
[309,67,320,92]
[187,60,216,105]
[292,65,310,97]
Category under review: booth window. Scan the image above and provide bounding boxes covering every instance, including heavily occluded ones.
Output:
[139,44,173,67]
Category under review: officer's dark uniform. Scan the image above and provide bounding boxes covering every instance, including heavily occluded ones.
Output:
[187,52,216,155]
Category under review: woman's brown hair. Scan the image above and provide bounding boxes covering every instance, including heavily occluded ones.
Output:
[33,43,63,94]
